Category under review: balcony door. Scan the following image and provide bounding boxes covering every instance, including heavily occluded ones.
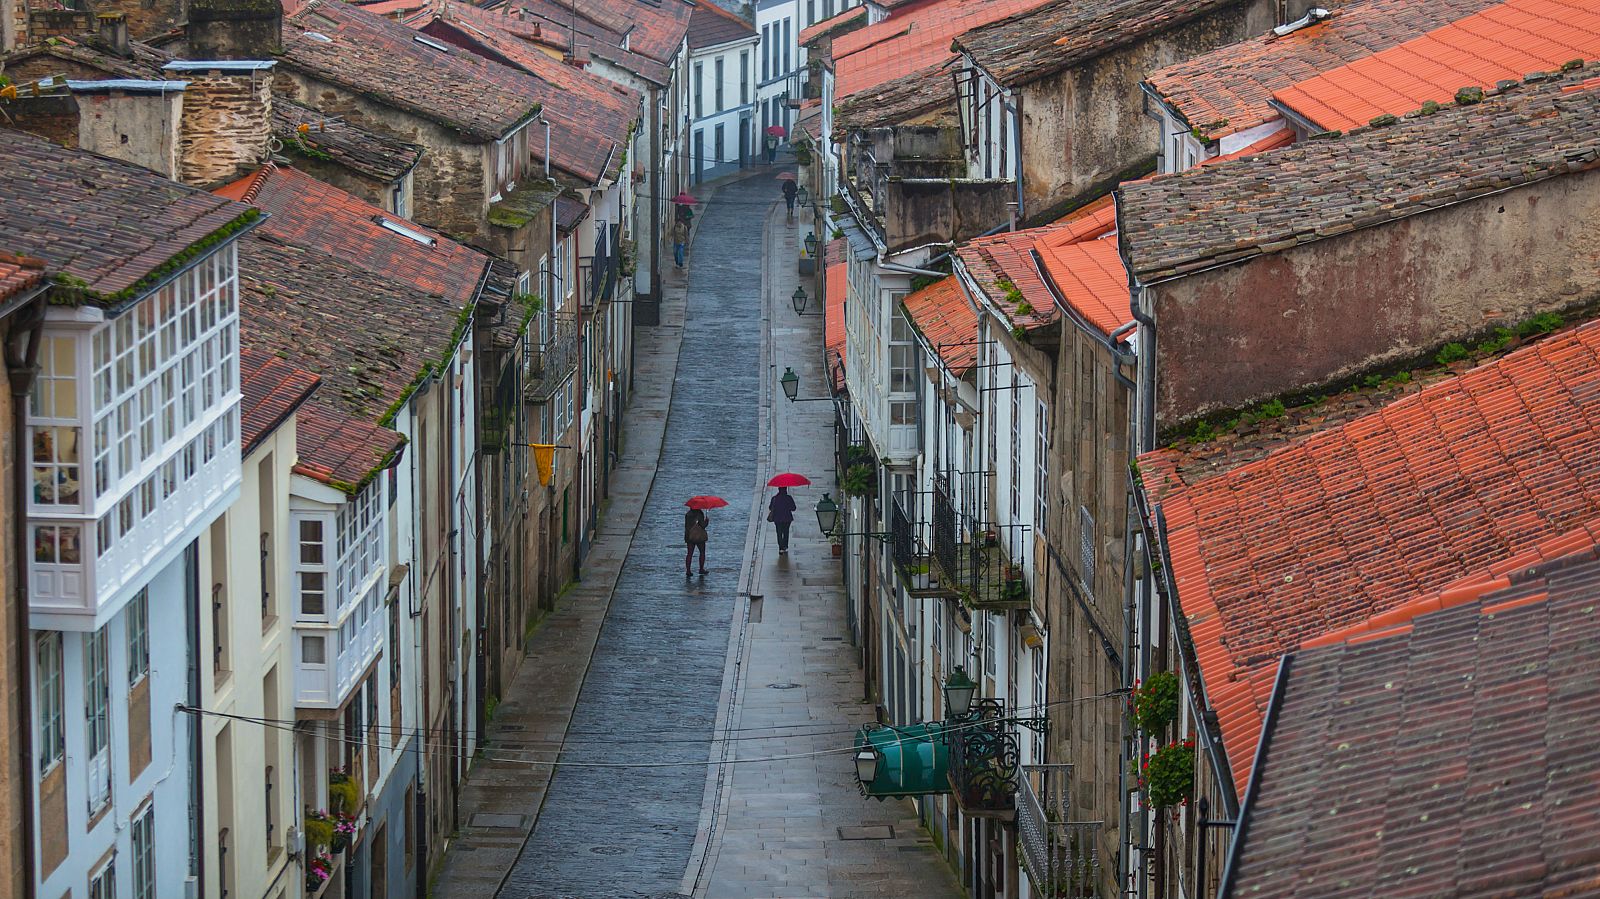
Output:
[84,627,111,813]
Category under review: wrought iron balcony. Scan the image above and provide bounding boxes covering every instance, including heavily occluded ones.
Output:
[947,699,1019,819]
[890,496,943,597]
[525,308,579,403]
[1018,764,1104,898]
[930,472,1032,611]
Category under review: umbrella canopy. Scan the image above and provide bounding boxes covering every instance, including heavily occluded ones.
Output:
[671,191,698,205]
[767,472,811,487]
[685,495,730,510]
[775,171,797,182]
[765,125,787,136]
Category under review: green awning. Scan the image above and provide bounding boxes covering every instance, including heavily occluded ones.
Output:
[855,723,951,798]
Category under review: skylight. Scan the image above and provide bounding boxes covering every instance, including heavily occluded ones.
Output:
[374,216,437,247]
[414,34,452,53]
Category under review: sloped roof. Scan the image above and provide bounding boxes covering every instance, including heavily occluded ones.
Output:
[239,347,321,453]
[955,0,1246,89]
[273,98,423,183]
[220,165,493,489]
[560,0,694,63]
[832,0,1051,101]
[0,253,47,303]
[688,0,755,49]
[280,0,544,142]
[799,5,866,45]
[1138,317,1600,792]
[1118,67,1600,283]
[1272,0,1600,132]
[0,34,170,80]
[956,194,1119,332]
[0,127,256,303]
[1034,236,1128,337]
[834,65,957,129]
[1223,545,1600,898]
[418,3,642,183]
[902,276,979,377]
[1145,0,1504,140]
[496,0,673,83]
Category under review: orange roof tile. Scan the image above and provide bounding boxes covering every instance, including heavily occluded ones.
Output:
[0,252,47,303]
[1140,318,1600,792]
[902,276,979,376]
[832,0,1052,101]
[956,194,1119,332]
[1273,0,1600,132]
[1145,0,1506,141]
[239,347,321,452]
[1033,236,1129,336]
[824,239,848,391]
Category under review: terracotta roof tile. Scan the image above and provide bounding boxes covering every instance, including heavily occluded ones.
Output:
[1140,318,1600,792]
[0,253,47,303]
[957,195,1119,332]
[0,127,255,302]
[273,98,423,183]
[799,5,866,46]
[1272,0,1600,132]
[0,36,169,81]
[834,65,956,129]
[220,165,492,488]
[561,0,693,64]
[1034,236,1129,336]
[1119,66,1600,283]
[688,1,755,49]
[417,3,642,183]
[499,0,673,83]
[239,346,321,452]
[1146,0,1506,140]
[832,0,1052,101]
[1226,551,1600,898]
[281,0,544,142]
[555,195,590,233]
[955,0,1250,89]
[902,276,979,376]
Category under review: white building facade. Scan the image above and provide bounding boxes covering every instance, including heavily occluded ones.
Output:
[689,26,759,182]
[29,241,246,899]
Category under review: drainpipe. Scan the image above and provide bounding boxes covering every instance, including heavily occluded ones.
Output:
[649,84,663,305]
[5,295,43,899]
[185,541,204,894]
[1009,95,1024,222]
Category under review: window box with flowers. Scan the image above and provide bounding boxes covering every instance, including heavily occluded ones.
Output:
[1130,670,1180,735]
[1140,739,1195,810]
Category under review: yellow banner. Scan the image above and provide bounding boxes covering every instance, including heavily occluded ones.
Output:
[533,444,555,486]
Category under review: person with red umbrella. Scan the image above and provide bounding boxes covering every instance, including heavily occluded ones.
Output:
[684,496,727,575]
[766,473,810,553]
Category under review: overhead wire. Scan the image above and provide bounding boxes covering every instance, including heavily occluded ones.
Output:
[179,689,1128,771]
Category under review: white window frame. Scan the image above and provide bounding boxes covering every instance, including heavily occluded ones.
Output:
[89,857,116,899]
[132,801,156,899]
[35,632,64,772]
[85,625,112,813]
[127,587,150,684]
[293,513,331,620]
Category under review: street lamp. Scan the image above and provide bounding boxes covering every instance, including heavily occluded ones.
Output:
[791,285,809,314]
[815,493,839,535]
[943,666,978,718]
[803,231,819,258]
[796,185,810,208]
[781,366,800,401]
[854,747,879,786]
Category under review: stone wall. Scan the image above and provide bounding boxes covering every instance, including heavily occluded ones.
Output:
[0,94,81,148]
[272,69,493,245]
[77,89,184,179]
[1152,166,1600,429]
[1017,0,1275,221]
[177,68,272,188]
[92,0,186,42]
[25,9,91,41]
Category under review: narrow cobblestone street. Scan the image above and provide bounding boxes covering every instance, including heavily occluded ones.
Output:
[432,169,959,899]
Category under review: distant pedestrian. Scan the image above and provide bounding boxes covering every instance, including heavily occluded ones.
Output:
[765,134,779,165]
[685,507,709,575]
[672,219,689,268]
[767,486,797,553]
[782,179,798,214]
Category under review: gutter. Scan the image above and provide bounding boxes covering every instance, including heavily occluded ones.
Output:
[1264,97,1321,138]
[4,291,44,899]
[100,212,269,319]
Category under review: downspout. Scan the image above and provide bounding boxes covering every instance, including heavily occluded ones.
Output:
[186,542,204,894]
[1010,93,1024,221]
[650,84,663,303]
[5,294,44,899]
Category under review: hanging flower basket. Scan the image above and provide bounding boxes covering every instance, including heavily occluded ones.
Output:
[1140,739,1195,809]
[1130,670,1180,735]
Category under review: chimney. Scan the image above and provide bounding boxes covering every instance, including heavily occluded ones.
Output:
[163,60,274,187]
[97,12,130,56]
[186,0,282,59]
[72,82,186,179]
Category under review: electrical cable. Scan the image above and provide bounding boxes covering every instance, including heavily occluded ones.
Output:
[178,689,1128,770]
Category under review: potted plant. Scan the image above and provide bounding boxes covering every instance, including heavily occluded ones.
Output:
[305,849,333,892]
[328,769,360,817]
[982,529,998,547]
[331,814,357,853]
[1140,739,1196,810]
[304,809,335,857]
[1002,565,1026,601]
[1130,671,1180,735]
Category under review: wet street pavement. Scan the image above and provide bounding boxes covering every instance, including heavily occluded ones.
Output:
[501,173,769,898]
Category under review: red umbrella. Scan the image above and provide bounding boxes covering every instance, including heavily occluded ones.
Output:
[767,473,811,487]
[765,125,787,137]
[685,496,730,510]
[775,171,797,182]
[671,191,698,205]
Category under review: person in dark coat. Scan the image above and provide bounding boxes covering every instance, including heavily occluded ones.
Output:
[782,179,798,213]
[768,487,797,553]
[685,507,709,575]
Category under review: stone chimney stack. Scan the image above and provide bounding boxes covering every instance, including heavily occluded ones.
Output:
[186,0,282,59]
[97,12,130,56]
[163,60,274,187]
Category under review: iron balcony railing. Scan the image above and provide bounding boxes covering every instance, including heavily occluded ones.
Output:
[947,699,1019,819]
[1018,764,1104,898]
[930,471,1032,611]
[525,308,579,402]
[890,494,944,596]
